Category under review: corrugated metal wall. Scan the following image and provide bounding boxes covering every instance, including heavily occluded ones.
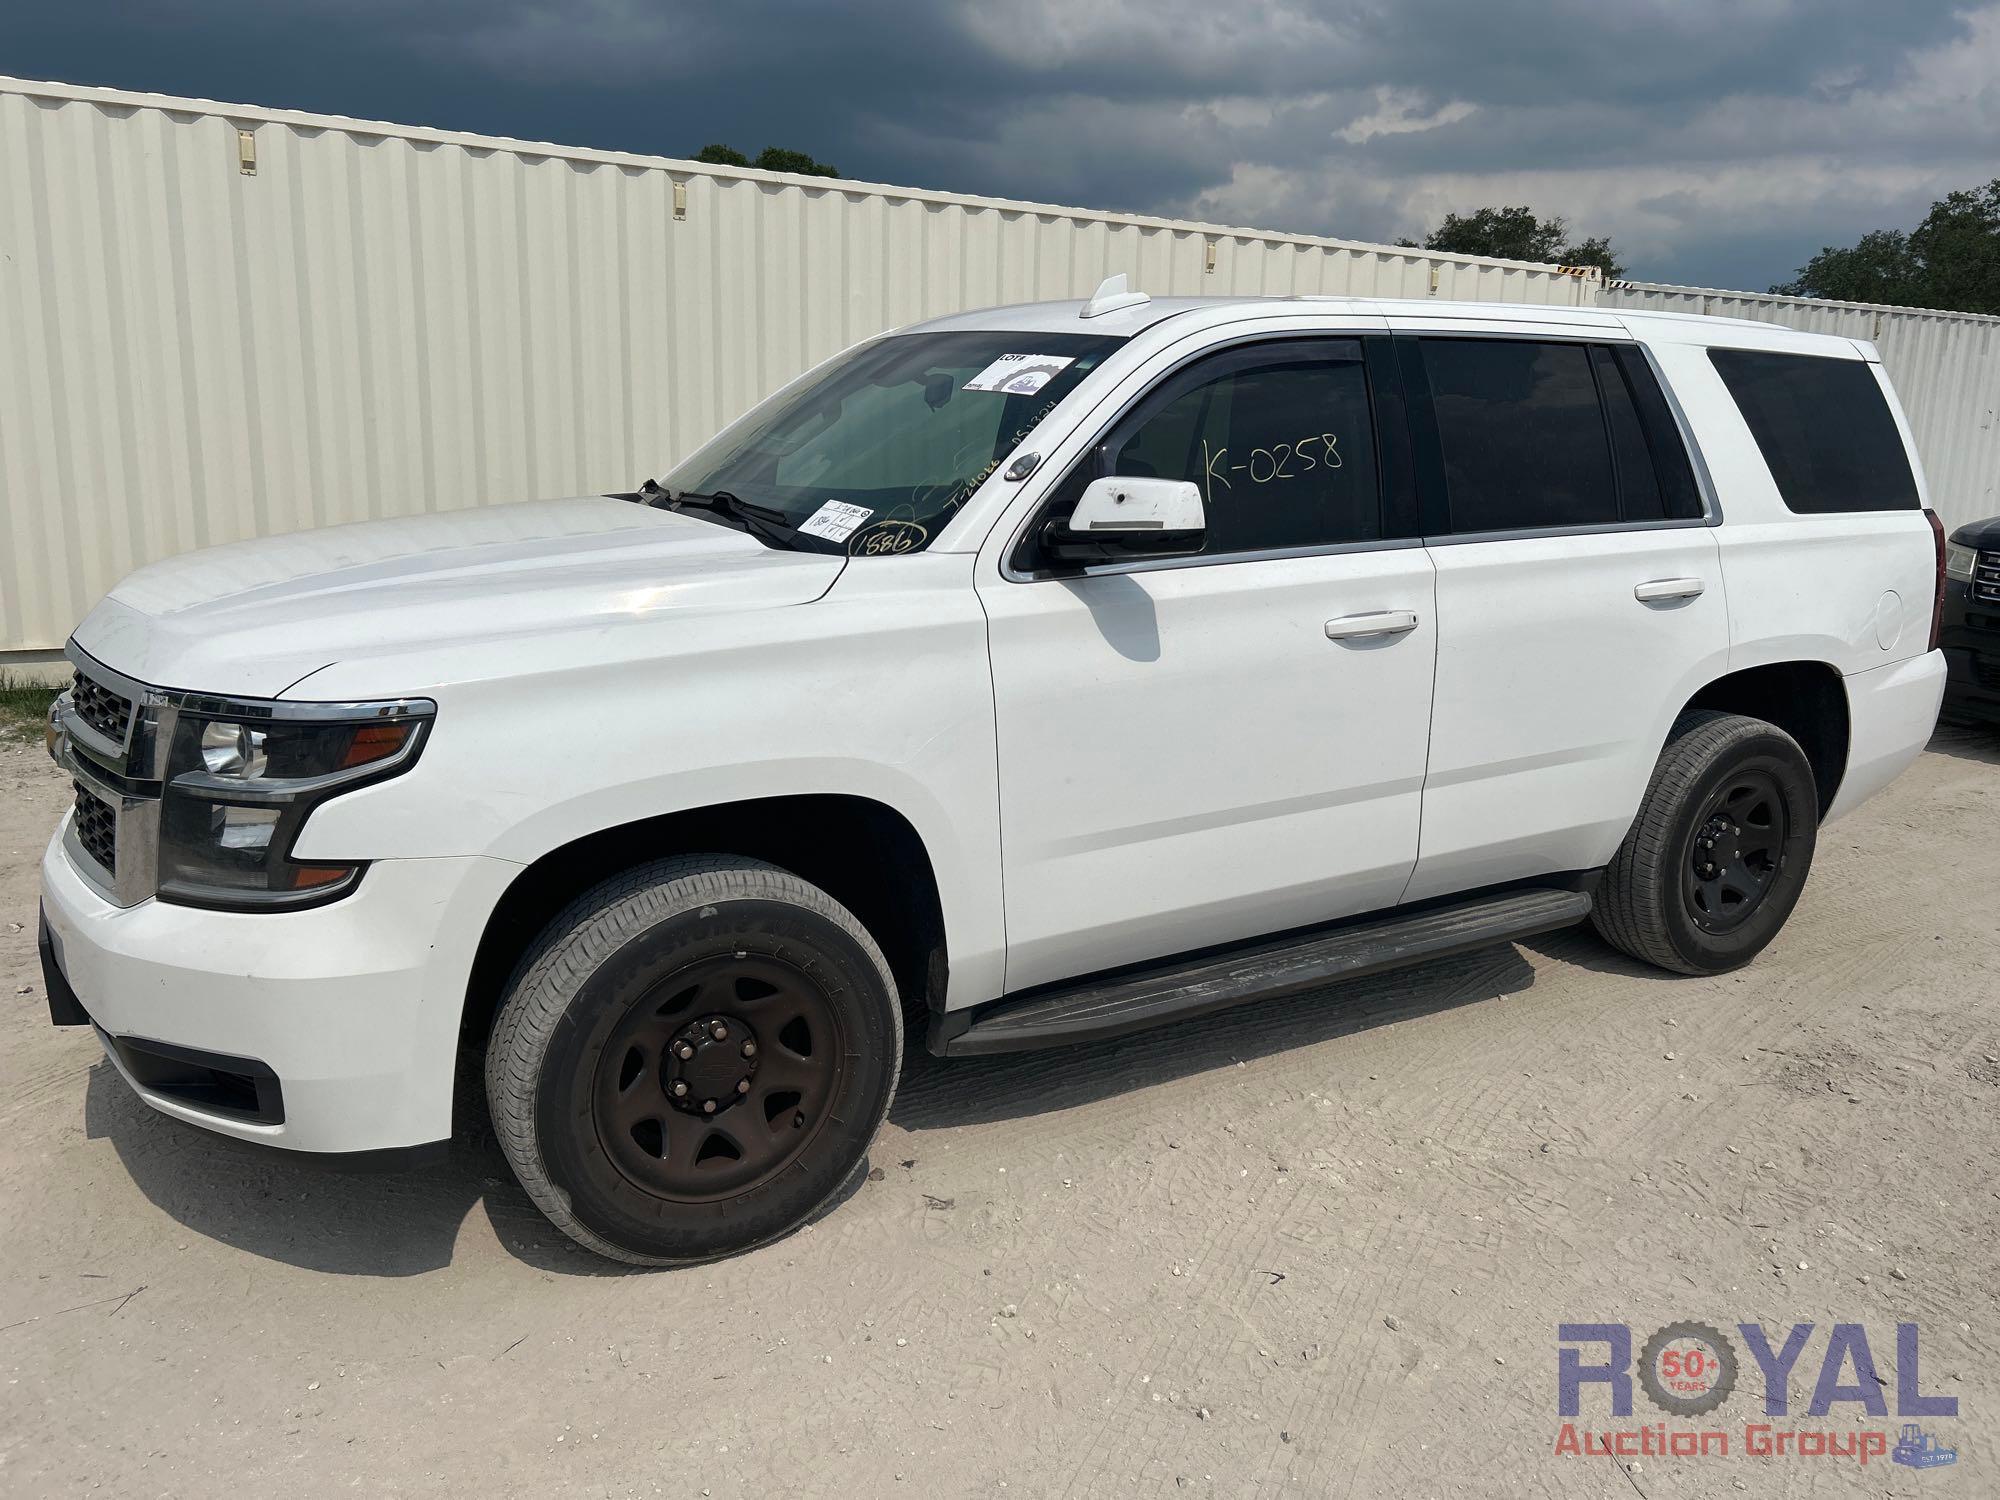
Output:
[0,77,1599,659]
[10,76,1991,663]
[1603,279,2000,535]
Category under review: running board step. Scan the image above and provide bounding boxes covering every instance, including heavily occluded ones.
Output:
[941,887,1593,1057]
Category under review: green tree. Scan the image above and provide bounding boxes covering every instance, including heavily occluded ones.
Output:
[1553,233,1622,278]
[1906,180,2000,314]
[1770,228,1921,304]
[690,143,840,179]
[1771,181,1999,314]
[752,147,839,179]
[1399,205,1627,277]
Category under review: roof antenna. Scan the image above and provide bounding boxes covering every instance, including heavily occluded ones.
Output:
[1081,273,1151,319]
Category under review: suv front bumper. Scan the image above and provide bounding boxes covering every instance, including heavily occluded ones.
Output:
[1941,574,2000,721]
[40,824,518,1156]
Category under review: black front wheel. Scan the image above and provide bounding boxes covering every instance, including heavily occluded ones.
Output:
[1594,711,1819,975]
[487,856,902,1265]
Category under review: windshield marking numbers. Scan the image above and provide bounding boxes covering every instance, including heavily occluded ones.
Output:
[850,520,928,556]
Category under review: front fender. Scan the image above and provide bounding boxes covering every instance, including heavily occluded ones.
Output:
[286,556,1008,1003]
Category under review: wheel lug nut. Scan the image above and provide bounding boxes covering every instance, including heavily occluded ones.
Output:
[711,1022,729,1041]
[702,1099,717,1114]
[671,1080,688,1097]
[677,1043,695,1060]
[736,1079,751,1094]
[741,1041,756,1058]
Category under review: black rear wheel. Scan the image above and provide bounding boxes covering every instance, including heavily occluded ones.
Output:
[1594,711,1819,975]
[487,856,901,1265]
[1683,769,1789,935]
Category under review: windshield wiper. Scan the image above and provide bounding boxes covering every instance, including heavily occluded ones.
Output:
[636,481,805,550]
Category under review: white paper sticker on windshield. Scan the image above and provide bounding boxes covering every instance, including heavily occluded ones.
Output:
[797,500,874,542]
[962,353,1077,396]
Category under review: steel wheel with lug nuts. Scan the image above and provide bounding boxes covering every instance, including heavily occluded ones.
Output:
[1593,710,1819,976]
[594,955,842,1204]
[487,855,902,1265]
[1683,770,1788,934]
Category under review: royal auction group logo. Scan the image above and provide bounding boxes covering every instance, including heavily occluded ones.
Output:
[1555,1321,1960,1470]
[1637,1320,1738,1416]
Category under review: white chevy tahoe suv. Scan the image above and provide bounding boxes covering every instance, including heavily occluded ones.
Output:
[40,281,1947,1263]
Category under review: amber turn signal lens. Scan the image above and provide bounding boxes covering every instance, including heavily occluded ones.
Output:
[339,721,415,770]
[287,864,355,891]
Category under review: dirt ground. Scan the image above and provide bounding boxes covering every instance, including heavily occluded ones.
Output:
[1,726,1996,1499]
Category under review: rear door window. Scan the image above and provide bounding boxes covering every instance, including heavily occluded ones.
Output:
[1592,346,1664,520]
[1610,345,1705,521]
[1593,345,1705,522]
[1420,339,1618,533]
[1707,349,1919,513]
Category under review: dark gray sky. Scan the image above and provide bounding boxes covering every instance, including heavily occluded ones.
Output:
[5,1,1995,290]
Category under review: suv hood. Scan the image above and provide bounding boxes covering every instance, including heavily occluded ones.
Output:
[71,496,844,698]
[1951,515,2000,549]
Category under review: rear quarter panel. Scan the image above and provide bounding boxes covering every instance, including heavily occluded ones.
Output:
[1648,338,1939,676]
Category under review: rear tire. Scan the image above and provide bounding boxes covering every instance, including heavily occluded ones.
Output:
[1592,711,1819,976]
[486,855,902,1266]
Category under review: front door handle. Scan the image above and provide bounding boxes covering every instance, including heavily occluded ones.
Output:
[1634,577,1706,603]
[1325,609,1420,640]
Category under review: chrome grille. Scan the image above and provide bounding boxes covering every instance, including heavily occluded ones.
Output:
[56,652,174,907]
[1976,549,2000,606]
[72,781,118,875]
[72,669,134,743]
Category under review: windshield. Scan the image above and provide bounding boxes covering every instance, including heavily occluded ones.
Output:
[662,330,1124,554]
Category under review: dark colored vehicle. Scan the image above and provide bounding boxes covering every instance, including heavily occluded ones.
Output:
[1942,517,2000,721]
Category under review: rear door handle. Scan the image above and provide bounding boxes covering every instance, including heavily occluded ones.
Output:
[1634,577,1706,602]
[1325,609,1420,640]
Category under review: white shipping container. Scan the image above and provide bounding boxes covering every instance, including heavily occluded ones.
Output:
[9,77,1993,667]
[0,76,1599,661]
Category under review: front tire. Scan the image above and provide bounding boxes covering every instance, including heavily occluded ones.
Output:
[1593,711,1819,976]
[486,855,902,1265]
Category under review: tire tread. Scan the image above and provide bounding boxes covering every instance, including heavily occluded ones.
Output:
[484,855,902,1266]
[1592,710,1811,975]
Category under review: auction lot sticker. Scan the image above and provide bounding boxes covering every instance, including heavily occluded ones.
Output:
[797,500,873,542]
[962,354,1076,395]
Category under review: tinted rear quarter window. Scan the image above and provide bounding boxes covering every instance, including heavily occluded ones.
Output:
[1707,349,1919,513]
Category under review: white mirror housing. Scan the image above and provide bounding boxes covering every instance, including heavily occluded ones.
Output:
[1041,476,1207,567]
[1070,476,1206,535]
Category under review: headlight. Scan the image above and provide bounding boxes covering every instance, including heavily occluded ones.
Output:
[1945,541,1979,582]
[200,720,269,778]
[158,702,432,911]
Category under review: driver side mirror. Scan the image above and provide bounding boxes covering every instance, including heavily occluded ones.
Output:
[1040,476,1207,568]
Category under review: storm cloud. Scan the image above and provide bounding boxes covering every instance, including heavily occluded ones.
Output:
[5,1,1994,289]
